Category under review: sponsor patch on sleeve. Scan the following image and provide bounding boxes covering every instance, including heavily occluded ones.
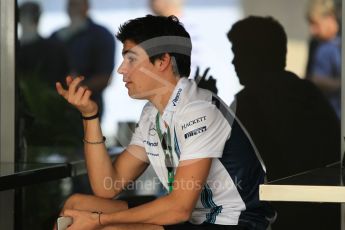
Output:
[184,126,207,139]
[181,116,207,130]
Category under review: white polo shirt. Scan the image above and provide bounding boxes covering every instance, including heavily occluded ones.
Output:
[130,78,273,229]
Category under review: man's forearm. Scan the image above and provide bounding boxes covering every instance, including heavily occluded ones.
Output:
[101,194,189,226]
[83,118,118,198]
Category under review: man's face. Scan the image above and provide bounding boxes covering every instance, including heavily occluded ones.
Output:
[231,44,256,86]
[67,0,88,19]
[308,15,338,41]
[117,40,167,100]
[150,0,166,15]
[150,0,182,16]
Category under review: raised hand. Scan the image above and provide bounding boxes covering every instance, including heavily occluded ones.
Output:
[193,66,218,94]
[56,76,98,117]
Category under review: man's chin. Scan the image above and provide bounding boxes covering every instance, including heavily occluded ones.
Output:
[129,92,145,100]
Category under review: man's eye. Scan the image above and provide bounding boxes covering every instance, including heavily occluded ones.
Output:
[128,57,136,63]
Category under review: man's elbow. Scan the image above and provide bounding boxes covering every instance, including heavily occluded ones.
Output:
[173,206,193,223]
[180,210,192,222]
[167,193,195,223]
[95,192,116,199]
[92,187,116,199]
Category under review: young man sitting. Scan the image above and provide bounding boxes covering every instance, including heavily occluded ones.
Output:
[55,15,274,230]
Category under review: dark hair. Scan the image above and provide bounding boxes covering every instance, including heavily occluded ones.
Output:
[19,2,41,24]
[227,16,287,71]
[116,15,192,77]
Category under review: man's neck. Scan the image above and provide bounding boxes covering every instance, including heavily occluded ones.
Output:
[20,27,40,45]
[150,77,180,115]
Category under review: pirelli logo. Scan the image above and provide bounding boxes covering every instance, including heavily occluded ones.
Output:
[184,126,207,139]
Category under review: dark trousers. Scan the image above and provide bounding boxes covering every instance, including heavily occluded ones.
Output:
[164,222,248,230]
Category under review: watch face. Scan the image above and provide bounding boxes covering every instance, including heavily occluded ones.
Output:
[56,216,73,230]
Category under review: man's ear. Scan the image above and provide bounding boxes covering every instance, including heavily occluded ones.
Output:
[156,53,171,71]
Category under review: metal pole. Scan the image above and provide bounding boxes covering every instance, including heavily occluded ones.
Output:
[341,0,345,229]
[0,0,15,163]
[0,0,15,229]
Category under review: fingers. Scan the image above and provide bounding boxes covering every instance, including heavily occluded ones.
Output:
[201,67,210,80]
[56,82,67,97]
[63,209,74,217]
[57,76,90,104]
[194,66,200,79]
[56,76,97,115]
[68,76,85,95]
[66,76,74,87]
[74,86,88,104]
[67,76,84,102]
[56,76,84,98]
[80,89,92,106]
[61,210,75,229]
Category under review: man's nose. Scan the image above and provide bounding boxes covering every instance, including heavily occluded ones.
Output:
[117,62,126,75]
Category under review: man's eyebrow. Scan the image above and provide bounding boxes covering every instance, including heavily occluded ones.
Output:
[122,50,138,56]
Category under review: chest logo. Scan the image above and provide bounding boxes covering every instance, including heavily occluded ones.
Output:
[172,88,183,106]
[144,140,158,147]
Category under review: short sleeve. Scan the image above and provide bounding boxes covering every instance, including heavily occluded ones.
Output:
[128,103,152,148]
[311,44,337,78]
[175,101,232,161]
[129,122,145,148]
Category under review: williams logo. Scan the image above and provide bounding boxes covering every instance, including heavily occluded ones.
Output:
[182,116,207,130]
[184,126,207,139]
[172,88,182,106]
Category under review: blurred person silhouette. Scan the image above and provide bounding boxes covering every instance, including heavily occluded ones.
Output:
[193,67,218,94]
[18,1,69,88]
[150,0,218,94]
[50,0,115,118]
[305,38,319,79]
[227,16,340,230]
[50,0,116,194]
[306,0,341,118]
[150,0,183,17]
[17,2,83,151]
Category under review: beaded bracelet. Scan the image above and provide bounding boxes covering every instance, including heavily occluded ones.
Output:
[83,136,106,144]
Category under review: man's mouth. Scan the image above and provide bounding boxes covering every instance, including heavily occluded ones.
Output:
[125,82,132,88]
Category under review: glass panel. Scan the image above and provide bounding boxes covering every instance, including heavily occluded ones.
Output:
[15,178,74,230]
[15,0,242,159]
[12,0,343,229]
[0,162,64,176]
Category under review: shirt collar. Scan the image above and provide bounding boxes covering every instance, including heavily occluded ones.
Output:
[164,77,188,113]
[149,77,189,124]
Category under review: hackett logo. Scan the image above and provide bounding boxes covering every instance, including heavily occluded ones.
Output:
[172,88,182,106]
[184,126,207,139]
[181,116,207,130]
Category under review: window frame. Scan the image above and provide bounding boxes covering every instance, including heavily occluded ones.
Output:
[0,0,15,163]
